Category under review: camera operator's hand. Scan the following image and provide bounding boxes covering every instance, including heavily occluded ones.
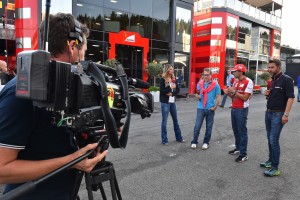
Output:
[72,143,108,173]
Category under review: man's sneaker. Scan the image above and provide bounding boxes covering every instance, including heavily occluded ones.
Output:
[177,139,186,143]
[260,161,272,168]
[202,143,209,150]
[235,155,248,163]
[229,149,239,155]
[162,143,169,146]
[264,168,280,177]
[191,144,197,149]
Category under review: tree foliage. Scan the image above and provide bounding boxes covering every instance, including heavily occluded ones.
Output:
[245,70,256,81]
[259,72,271,82]
[146,62,163,78]
[105,58,117,68]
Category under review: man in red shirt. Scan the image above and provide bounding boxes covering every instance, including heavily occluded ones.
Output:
[224,64,253,163]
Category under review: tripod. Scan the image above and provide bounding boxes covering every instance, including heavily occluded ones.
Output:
[71,161,122,200]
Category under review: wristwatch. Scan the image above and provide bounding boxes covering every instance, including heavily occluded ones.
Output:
[284,112,289,117]
[231,90,236,95]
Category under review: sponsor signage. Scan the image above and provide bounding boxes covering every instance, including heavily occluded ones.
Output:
[125,34,135,43]
[7,3,15,10]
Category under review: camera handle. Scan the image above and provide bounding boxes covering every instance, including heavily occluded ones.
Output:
[84,61,131,149]
[0,146,96,200]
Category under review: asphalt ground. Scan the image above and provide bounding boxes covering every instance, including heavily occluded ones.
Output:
[1,91,300,200]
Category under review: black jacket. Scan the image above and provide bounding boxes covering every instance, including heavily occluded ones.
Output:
[159,78,180,103]
[0,73,14,85]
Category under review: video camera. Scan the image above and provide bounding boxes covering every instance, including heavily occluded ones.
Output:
[15,50,153,149]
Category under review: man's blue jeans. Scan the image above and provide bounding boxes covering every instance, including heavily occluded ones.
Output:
[265,111,284,169]
[220,94,228,107]
[231,108,249,156]
[191,108,215,144]
[161,102,183,144]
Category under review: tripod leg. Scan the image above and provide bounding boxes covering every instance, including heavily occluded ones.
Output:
[85,173,94,200]
[70,170,85,200]
[108,162,122,200]
[98,183,107,200]
[109,174,118,200]
[113,175,122,200]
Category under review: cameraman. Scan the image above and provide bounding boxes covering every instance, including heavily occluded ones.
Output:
[0,13,108,199]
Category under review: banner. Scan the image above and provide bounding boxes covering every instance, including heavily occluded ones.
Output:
[7,3,15,10]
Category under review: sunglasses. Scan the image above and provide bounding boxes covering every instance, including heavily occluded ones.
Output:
[203,74,211,76]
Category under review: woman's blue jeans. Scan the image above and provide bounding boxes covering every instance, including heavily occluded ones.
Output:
[161,102,183,144]
[191,108,215,144]
[231,108,249,156]
[265,111,284,169]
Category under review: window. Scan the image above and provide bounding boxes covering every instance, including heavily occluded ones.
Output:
[129,14,152,38]
[259,28,270,55]
[76,3,103,31]
[130,0,152,17]
[225,48,236,68]
[103,9,129,33]
[104,0,130,12]
[238,20,251,51]
[227,16,237,41]
[175,6,191,52]
[226,16,237,49]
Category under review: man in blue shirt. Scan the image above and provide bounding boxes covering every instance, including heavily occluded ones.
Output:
[191,68,221,150]
[297,75,300,102]
[219,69,234,108]
[0,13,108,199]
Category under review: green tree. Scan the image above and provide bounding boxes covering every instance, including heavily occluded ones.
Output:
[258,72,271,86]
[245,70,256,82]
[146,62,163,86]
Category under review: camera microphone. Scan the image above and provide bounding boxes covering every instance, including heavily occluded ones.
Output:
[128,78,150,89]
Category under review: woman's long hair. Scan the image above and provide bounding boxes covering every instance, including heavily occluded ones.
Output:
[162,64,175,85]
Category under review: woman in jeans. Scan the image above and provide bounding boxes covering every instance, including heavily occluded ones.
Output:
[159,64,185,145]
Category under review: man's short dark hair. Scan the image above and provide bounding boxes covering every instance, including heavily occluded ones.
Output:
[269,59,281,67]
[40,13,89,58]
[203,68,212,74]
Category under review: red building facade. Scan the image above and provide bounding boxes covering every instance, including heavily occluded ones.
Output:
[191,0,283,92]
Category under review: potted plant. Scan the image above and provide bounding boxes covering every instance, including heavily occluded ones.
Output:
[146,61,163,102]
[258,72,271,94]
[146,61,163,86]
[105,58,117,68]
[148,86,160,92]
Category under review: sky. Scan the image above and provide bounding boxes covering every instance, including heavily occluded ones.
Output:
[281,1,300,49]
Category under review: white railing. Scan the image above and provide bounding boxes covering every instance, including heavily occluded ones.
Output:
[196,0,282,28]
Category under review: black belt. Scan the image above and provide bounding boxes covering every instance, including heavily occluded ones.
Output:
[267,109,284,112]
